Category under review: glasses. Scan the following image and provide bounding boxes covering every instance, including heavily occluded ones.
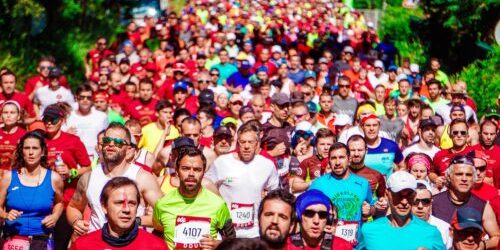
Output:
[78,95,92,101]
[302,210,328,219]
[211,73,220,77]
[198,80,210,83]
[231,101,243,106]
[475,165,487,172]
[302,92,312,96]
[412,198,431,206]
[40,66,52,70]
[451,130,467,137]
[339,84,351,88]
[42,116,61,125]
[102,136,128,148]
[97,42,107,45]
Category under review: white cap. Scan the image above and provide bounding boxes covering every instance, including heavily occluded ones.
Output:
[367,21,374,28]
[343,46,354,54]
[387,171,417,192]
[374,60,384,70]
[226,33,236,40]
[271,45,283,53]
[410,63,419,73]
[333,114,351,126]
[295,121,313,132]
[397,73,409,83]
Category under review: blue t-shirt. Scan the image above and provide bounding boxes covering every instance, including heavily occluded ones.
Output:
[211,63,238,85]
[288,70,305,84]
[226,71,252,89]
[364,138,403,177]
[309,173,374,223]
[357,216,445,250]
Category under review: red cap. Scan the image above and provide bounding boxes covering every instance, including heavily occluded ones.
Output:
[93,91,109,102]
[361,114,380,125]
[28,120,47,133]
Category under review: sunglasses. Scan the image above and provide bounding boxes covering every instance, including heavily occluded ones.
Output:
[102,136,128,148]
[211,73,220,76]
[40,66,52,70]
[97,42,107,45]
[302,210,328,219]
[339,84,351,88]
[43,116,61,125]
[475,165,487,172]
[78,95,93,101]
[231,101,243,106]
[198,80,210,83]
[302,92,312,96]
[412,198,431,206]
[305,63,314,65]
[451,130,467,136]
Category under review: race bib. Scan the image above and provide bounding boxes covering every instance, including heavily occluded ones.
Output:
[174,215,211,249]
[230,203,254,228]
[2,237,30,250]
[335,220,359,245]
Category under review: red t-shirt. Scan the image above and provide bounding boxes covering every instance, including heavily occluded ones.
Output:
[86,48,114,70]
[253,60,278,76]
[432,146,472,176]
[469,144,500,178]
[157,78,175,102]
[0,92,36,119]
[70,228,169,250]
[494,165,500,189]
[127,98,158,126]
[297,155,323,181]
[471,183,498,202]
[46,132,91,206]
[24,75,69,97]
[286,235,352,250]
[130,62,157,75]
[199,136,213,148]
[0,127,26,169]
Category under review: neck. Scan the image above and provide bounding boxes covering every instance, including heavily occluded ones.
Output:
[385,113,395,120]
[103,160,128,176]
[449,188,470,205]
[3,91,14,98]
[2,124,17,133]
[388,213,412,227]
[451,144,466,153]
[269,116,283,127]
[480,143,493,150]
[107,223,129,238]
[22,165,41,176]
[202,126,214,135]
[78,107,91,116]
[350,162,365,170]
[419,140,434,149]
[47,130,62,140]
[366,137,380,147]
[179,186,201,198]
[49,85,60,91]
[302,232,322,248]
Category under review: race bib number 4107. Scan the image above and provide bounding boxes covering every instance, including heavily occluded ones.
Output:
[174,215,211,249]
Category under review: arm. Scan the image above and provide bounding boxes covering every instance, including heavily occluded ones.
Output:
[153,125,171,159]
[290,176,311,193]
[144,151,155,168]
[482,202,500,249]
[138,170,164,227]
[66,172,91,236]
[152,147,171,176]
[0,170,15,221]
[42,171,65,228]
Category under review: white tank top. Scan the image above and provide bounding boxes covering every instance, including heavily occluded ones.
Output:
[86,163,144,232]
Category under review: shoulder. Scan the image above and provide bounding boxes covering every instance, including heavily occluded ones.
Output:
[155,188,179,207]
[137,229,167,246]
[350,173,370,185]
[253,154,276,166]
[362,216,389,232]
[73,229,102,246]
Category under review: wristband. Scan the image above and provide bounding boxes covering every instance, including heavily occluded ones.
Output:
[70,169,78,179]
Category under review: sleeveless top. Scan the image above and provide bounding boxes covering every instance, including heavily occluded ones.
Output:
[5,170,54,236]
[134,149,148,165]
[87,163,144,232]
[160,174,176,195]
[439,124,453,150]
[432,191,486,224]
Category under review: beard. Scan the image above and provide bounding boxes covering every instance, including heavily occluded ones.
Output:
[260,225,287,249]
[179,177,202,194]
[103,149,126,164]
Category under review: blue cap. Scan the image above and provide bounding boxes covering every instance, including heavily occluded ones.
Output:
[453,207,483,231]
[305,70,316,79]
[306,101,317,113]
[240,60,251,69]
[388,65,398,72]
[256,66,268,74]
[173,81,188,92]
[123,40,134,47]
[295,189,331,221]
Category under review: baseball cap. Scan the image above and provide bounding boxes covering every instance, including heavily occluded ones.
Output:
[236,52,248,61]
[214,126,232,138]
[319,57,328,64]
[271,93,290,106]
[388,65,398,72]
[229,94,244,103]
[173,63,187,72]
[43,105,65,120]
[306,101,317,114]
[304,70,316,79]
[484,108,500,119]
[290,91,305,104]
[256,66,268,74]
[49,67,62,78]
[119,58,130,65]
[239,105,254,118]
[271,45,282,53]
[28,120,47,133]
[173,81,188,92]
[452,207,483,231]
[261,128,290,149]
[226,33,236,40]
[450,88,467,95]
[240,60,251,69]
[397,73,409,83]
[387,170,417,192]
[198,89,215,105]
[172,137,195,150]
[374,60,384,70]
[419,119,437,129]
[343,46,354,54]
[450,104,466,113]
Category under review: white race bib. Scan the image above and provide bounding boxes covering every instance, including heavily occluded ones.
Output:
[335,220,359,245]
[2,237,30,250]
[174,215,211,249]
[230,203,254,228]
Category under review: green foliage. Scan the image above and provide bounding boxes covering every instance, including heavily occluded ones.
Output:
[453,46,500,118]
[352,0,384,9]
[378,6,425,65]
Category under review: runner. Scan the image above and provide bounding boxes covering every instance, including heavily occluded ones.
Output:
[0,101,26,169]
[258,189,295,250]
[153,147,235,249]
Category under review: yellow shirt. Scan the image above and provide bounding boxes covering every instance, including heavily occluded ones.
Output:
[138,122,180,153]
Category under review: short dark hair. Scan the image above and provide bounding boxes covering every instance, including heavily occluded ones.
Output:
[315,128,334,145]
[173,108,192,123]
[155,99,173,112]
[175,146,207,170]
[450,118,468,131]
[426,79,441,89]
[100,177,140,207]
[106,122,132,144]
[237,121,261,139]
[139,78,153,87]
[328,142,350,157]
[75,83,93,96]
[198,106,216,123]
[347,135,366,148]
[258,189,296,222]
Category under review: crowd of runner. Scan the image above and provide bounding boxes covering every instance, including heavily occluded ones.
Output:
[0,0,499,249]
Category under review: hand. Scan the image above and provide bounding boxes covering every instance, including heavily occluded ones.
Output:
[269,142,286,157]
[56,163,70,176]
[435,176,447,189]
[72,219,90,236]
[375,197,388,211]
[5,209,23,221]
[41,214,58,228]
[362,201,371,216]
[199,234,217,250]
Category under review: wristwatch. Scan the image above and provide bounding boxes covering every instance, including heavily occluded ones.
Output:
[135,217,142,226]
